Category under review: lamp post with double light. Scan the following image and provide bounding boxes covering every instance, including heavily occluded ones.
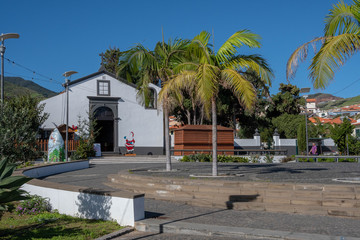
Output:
[62,71,77,161]
[0,33,20,104]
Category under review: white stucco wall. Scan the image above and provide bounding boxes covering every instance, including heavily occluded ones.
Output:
[21,183,144,227]
[40,72,164,149]
[234,138,260,147]
[21,161,144,226]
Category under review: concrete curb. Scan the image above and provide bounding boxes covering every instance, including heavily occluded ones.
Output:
[135,219,360,240]
[95,227,134,240]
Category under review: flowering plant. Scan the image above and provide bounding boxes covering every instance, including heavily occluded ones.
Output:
[15,195,51,216]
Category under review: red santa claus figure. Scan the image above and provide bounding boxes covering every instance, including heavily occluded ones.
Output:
[124,131,135,154]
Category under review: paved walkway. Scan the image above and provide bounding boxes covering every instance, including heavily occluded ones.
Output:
[43,156,360,239]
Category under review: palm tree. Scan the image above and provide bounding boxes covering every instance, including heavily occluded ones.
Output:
[118,39,189,171]
[160,30,273,176]
[287,0,360,89]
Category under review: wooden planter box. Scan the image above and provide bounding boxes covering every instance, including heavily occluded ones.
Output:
[174,125,234,156]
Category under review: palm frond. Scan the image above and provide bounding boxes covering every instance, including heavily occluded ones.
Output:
[221,69,255,110]
[216,30,261,63]
[325,0,359,36]
[158,70,197,105]
[225,54,274,86]
[310,33,360,89]
[173,61,198,73]
[286,37,325,81]
[189,31,212,64]
[196,63,220,105]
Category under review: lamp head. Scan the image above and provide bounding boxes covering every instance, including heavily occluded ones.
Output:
[300,88,310,94]
[63,71,78,78]
[0,33,20,41]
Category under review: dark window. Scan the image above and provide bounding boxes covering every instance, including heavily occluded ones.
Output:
[146,88,156,109]
[97,80,110,96]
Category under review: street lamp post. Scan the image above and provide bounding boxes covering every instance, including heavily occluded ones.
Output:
[62,71,77,162]
[300,88,310,157]
[0,33,19,103]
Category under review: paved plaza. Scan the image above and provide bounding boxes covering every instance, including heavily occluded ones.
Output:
[42,156,360,239]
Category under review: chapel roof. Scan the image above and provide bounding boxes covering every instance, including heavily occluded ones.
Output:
[68,69,137,89]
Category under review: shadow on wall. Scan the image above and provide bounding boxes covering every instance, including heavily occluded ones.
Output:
[76,188,112,220]
[226,194,259,209]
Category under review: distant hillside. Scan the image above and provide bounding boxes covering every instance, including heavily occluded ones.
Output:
[318,95,360,110]
[308,93,343,103]
[4,77,57,99]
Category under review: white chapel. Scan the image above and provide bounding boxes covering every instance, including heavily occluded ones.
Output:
[40,67,164,155]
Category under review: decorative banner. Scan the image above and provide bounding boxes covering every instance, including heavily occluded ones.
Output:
[124,131,135,153]
[48,128,65,162]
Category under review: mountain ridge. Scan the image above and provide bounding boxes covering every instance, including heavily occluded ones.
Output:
[4,76,57,99]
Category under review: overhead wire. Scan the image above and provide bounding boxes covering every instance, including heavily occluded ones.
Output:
[4,57,62,84]
[330,77,360,96]
[4,57,144,106]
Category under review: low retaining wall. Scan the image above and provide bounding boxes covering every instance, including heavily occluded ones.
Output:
[108,171,360,218]
[20,161,144,226]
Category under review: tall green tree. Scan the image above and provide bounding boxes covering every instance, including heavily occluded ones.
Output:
[0,95,48,163]
[330,118,354,154]
[266,83,304,119]
[101,47,123,75]
[160,30,273,176]
[287,0,360,89]
[272,113,304,138]
[118,39,189,171]
[297,121,307,154]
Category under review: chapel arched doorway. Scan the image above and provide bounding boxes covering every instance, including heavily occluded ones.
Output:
[94,106,114,152]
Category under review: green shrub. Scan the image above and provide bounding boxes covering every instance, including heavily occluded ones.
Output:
[264,154,274,163]
[339,158,357,162]
[180,155,190,162]
[249,154,260,163]
[71,115,98,160]
[15,195,51,216]
[298,158,315,162]
[180,154,249,163]
[281,156,294,163]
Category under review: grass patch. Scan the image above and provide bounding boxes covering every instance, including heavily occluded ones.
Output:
[0,210,123,240]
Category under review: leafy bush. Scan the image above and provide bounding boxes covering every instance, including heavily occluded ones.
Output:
[298,158,315,162]
[15,195,51,216]
[281,156,294,163]
[264,154,274,163]
[180,154,249,163]
[0,95,48,164]
[339,158,357,162]
[249,154,260,163]
[181,155,190,162]
[71,115,98,160]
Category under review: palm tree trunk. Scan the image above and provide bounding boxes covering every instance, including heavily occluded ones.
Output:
[200,106,204,125]
[186,110,191,125]
[212,97,218,176]
[164,101,171,171]
[192,102,197,125]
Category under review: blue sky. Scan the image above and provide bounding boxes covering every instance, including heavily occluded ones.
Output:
[2,0,359,98]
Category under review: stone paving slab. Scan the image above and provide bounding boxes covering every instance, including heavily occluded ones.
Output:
[136,218,360,240]
[143,198,360,238]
